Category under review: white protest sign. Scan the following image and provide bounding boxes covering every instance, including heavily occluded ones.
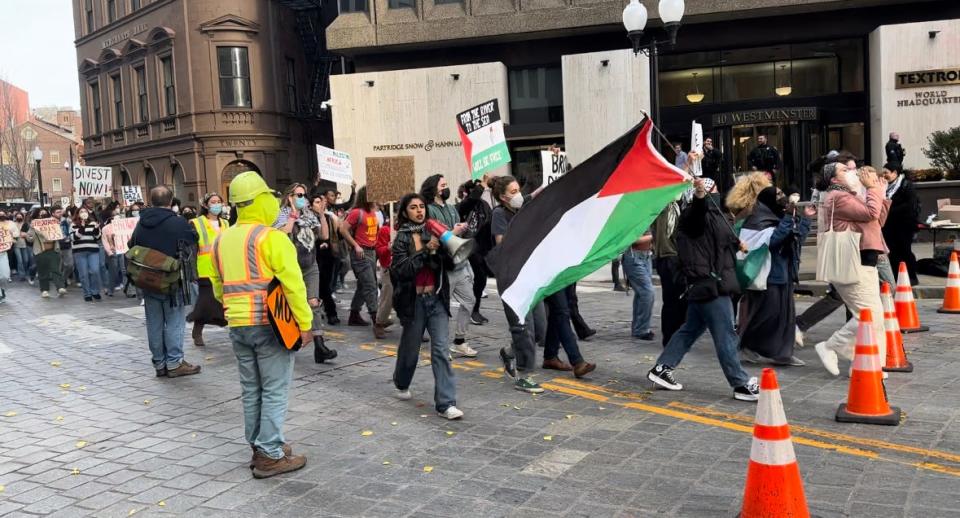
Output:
[541,149,568,186]
[60,197,71,207]
[690,121,703,177]
[30,218,64,241]
[315,145,353,185]
[121,186,143,206]
[73,165,112,198]
[103,217,138,255]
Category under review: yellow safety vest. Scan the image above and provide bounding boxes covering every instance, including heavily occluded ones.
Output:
[192,216,228,279]
[211,224,274,326]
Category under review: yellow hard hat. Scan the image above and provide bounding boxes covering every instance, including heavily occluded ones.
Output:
[229,171,277,205]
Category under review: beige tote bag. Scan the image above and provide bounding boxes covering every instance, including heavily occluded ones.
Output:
[816,197,862,285]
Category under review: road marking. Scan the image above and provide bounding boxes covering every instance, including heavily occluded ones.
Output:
[29,314,134,346]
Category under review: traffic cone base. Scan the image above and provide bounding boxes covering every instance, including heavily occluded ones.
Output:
[883,361,913,373]
[901,325,929,334]
[937,308,960,314]
[836,403,902,426]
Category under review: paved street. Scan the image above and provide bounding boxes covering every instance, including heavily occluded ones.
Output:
[1,280,959,518]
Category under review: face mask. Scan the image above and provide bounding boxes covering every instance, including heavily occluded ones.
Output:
[79,213,88,220]
[842,170,862,192]
[294,197,307,210]
[440,188,451,201]
[208,204,223,216]
[131,210,140,217]
[183,211,195,219]
[508,193,524,210]
[172,207,180,214]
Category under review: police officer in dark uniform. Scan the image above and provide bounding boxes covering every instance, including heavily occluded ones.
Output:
[747,135,781,179]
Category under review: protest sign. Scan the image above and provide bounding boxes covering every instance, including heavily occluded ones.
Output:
[690,121,703,177]
[456,99,511,179]
[0,225,13,253]
[104,217,139,255]
[366,156,415,204]
[121,186,143,206]
[316,145,353,185]
[60,197,71,207]
[73,165,113,198]
[30,218,64,241]
[541,149,568,187]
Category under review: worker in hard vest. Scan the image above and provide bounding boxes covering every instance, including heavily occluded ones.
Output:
[209,171,312,479]
[187,193,230,347]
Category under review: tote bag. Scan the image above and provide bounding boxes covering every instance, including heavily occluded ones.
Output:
[816,197,862,285]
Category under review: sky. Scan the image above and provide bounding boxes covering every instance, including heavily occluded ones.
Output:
[0,0,81,108]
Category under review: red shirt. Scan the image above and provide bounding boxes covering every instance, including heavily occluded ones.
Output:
[415,266,436,288]
[346,209,379,248]
[375,225,392,268]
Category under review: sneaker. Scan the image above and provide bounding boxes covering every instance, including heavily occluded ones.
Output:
[92,294,101,300]
[450,342,478,358]
[470,312,489,325]
[613,284,627,292]
[41,291,50,298]
[795,326,805,348]
[740,348,763,364]
[578,328,598,341]
[139,299,145,306]
[84,296,93,302]
[481,290,489,299]
[633,331,655,341]
[166,361,201,378]
[438,406,464,420]
[395,389,412,401]
[647,364,683,391]
[57,288,67,297]
[252,450,307,479]
[28,279,34,286]
[514,378,544,394]
[734,377,760,402]
[774,356,806,367]
[814,342,840,376]
[499,347,517,379]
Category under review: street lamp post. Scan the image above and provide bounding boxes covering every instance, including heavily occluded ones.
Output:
[32,146,44,206]
[622,0,685,127]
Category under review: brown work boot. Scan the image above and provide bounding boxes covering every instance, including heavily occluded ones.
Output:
[542,357,573,371]
[251,450,306,479]
[373,323,387,339]
[348,310,369,327]
[249,443,292,469]
[573,361,596,379]
[166,361,201,378]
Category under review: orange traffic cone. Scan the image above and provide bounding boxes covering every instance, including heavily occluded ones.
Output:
[836,309,902,426]
[938,252,960,314]
[741,368,809,518]
[895,262,928,333]
[881,282,913,373]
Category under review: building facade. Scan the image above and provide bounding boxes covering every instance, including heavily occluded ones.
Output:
[72,0,337,205]
[0,80,30,131]
[325,0,960,196]
[0,119,80,204]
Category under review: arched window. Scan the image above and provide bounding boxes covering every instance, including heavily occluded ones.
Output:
[172,164,185,198]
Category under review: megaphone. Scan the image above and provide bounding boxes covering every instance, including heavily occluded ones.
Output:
[425,220,474,265]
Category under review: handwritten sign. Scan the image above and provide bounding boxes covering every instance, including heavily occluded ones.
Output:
[316,145,353,185]
[690,121,703,177]
[541,150,568,186]
[456,99,511,179]
[103,217,139,255]
[73,166,113,198]
[366,156,415,204]
[266,279,303,351]
[30,218,64,242]
[0,225,13,253]
[121,186,143,206]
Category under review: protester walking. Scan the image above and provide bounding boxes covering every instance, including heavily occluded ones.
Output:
[542,285,597,377]
[881,162,920,285]
[25,208,66,299]
[390,193,463,420]
[129,186,201,378]
[374,212,395,334]
[100,201,126,295]
[622,231,655,340]
[0,211,17,302]
[652,198,686,347]
[457,180,492,325]
[310,192,341,326]
[340,186,380,331]
[209,171,311,478]
[72,207,103,302]
[56,206,75,287]
[186,193,230,347]
[647,176,760,402]
[14,212,35,284]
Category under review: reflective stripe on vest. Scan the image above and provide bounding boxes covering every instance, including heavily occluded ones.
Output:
[213,224,273,325]
[194,216,227,279]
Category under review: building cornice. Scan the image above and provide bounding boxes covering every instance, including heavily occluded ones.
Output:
[74,0,176,46]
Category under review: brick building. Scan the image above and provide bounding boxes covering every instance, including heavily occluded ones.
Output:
[0,118,80,204]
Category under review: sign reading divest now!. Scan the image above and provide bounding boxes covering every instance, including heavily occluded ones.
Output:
[456,99,511,179]
[73,166,113,198]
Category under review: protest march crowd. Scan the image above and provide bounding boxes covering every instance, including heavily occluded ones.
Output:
[0,124,923,479]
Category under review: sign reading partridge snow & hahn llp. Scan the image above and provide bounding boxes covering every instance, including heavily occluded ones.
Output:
[456,99,511,179]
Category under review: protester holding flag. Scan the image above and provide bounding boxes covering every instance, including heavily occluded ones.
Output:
[186,193,230,348]
[390,193,463,420]
[738,186,812,366]
[25,208,67,299]
[72,207,103,302]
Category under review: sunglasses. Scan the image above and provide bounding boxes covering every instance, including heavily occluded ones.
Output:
[292,193,305,198]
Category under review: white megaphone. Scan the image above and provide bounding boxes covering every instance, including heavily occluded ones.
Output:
[425,220,474,265]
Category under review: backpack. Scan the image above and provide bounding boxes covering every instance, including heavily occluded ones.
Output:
[125,245,181,294]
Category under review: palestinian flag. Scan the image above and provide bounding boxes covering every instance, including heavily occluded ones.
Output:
[488,118,690,321]
[735,219,775,291]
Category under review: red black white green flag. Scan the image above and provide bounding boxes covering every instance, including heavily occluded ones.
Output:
[488,118,690,320]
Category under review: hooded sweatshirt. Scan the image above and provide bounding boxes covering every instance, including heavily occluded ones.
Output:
[129,207,197,258]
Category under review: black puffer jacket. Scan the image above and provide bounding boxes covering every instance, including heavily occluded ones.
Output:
[390,224,453,324]
[675,195,741,302]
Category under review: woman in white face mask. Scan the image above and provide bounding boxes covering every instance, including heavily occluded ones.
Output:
[186,193,230,346]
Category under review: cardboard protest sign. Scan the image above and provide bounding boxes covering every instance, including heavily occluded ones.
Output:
[541,149,568,187]
[121,186,143,206]
[456,99,511,179]
[0,225,13,253]
[316,145,353,185]
[30,218,64,241]
[104,217,138,255]
[73,165,113,198]
[366,156,415,204]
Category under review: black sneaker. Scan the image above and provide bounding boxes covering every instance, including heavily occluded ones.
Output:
[647,364,682,391]
[499,347,517,380]
[633,331,656,341]
[470,312,489,325]
[92,294,101,300]
[734,377,760,402]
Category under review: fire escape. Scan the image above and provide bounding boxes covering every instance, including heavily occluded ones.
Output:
[274,0,339,121]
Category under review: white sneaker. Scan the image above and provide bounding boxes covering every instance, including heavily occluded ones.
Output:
[58,288,67,297]
[139,299,145,306]
[795,326,805,348]
[450,342,478,358]
[28,279,34,286]
[815,342,840,376]
[439,406,464,420]
[481,290,489,299]
[40,291,50,298]
[395,389,412,401]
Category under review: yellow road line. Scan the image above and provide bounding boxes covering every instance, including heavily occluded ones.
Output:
[540,383,610,402]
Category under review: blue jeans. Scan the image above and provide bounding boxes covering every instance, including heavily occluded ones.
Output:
[229,325,295,460]
[106,253,126,289]
[74,251,102,298]
[15,247,34,281]
[99,247,111,290]
[656,296,750,388]
[144,291,186,370]
[0,251,10,282]
[544,289,584,365]
[622,249,654,336]
[394,294,457,412]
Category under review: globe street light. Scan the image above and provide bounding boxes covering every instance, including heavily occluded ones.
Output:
[32,145,44,205]
[622,0,685,126]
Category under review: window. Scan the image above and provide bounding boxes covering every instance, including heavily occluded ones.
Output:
[339,0,367,13]
[160,55,176,116]
[53,178,63,192]
[508,65,564,125]
[90,81,102,134]
[285,58,297,112]
[107,0,117,23]
[130,0,140,10]
[84,0,95,32]
[134,65,148,122]
[111,74,124,128]
[50,151,61,164]
[434,0,461,4]
[388,0,414,8]
[217,47,252,108]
